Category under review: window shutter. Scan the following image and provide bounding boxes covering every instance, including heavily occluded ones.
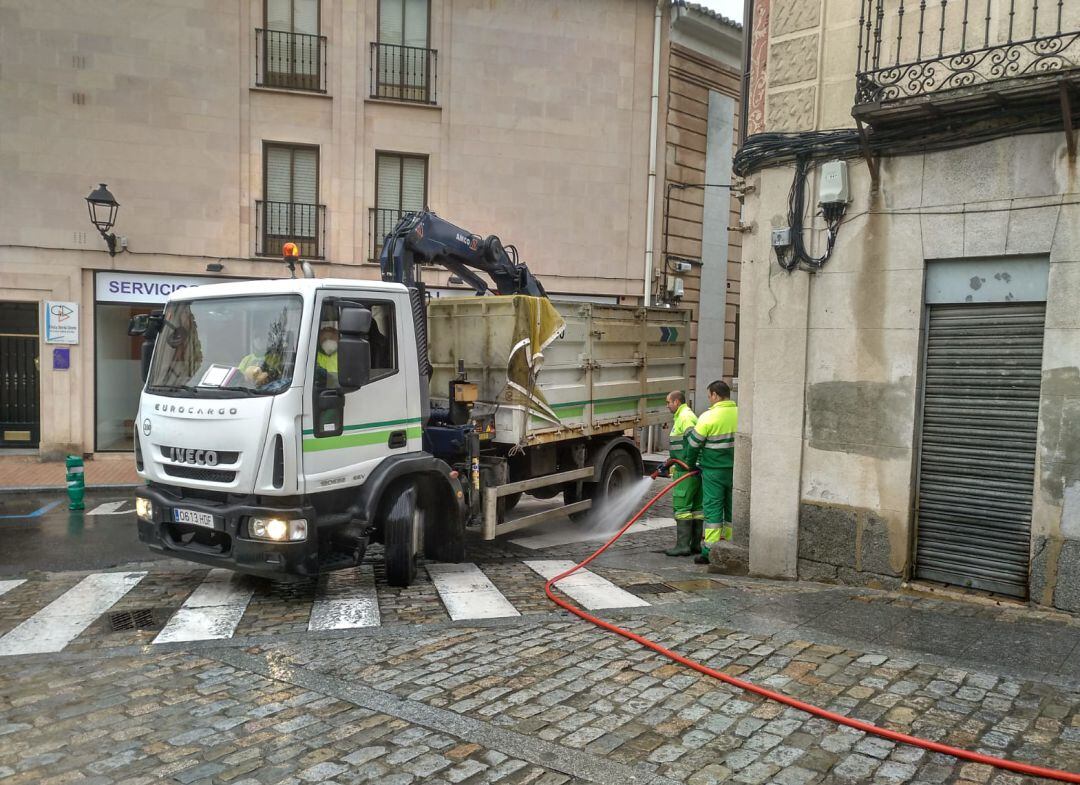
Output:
[379,0,403,44]
[292,148,318,238]
[266,146,292,202]
[266,0,291,31]
[402,157,426,212]
[403,0,428,48]
[294,0,318,34]
[292,148,318,204]
[377,154,402,211]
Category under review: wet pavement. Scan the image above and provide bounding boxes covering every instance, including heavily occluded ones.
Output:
[2,480,1080,783]
[0,490,159,575]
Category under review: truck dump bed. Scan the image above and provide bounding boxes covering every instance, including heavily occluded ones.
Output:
[427,296,690,446]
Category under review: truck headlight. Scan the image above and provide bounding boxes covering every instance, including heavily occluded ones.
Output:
[249,517,307,542]
[135,497,153,522]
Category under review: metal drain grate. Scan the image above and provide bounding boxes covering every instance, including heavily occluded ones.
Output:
[627,582,678,595]
[106,608,160,632]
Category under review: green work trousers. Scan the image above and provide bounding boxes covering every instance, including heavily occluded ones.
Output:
[670,465,703,523]
[701,467,733,556]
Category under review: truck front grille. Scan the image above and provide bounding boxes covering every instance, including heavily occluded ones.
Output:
[163,465,237,483]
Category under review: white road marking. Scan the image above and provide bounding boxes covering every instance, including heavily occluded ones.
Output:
[86,501,130,516]
[309,565,381,631]
[0,579,27,598]
[509,517,676,550]
[426,563,520,620]
[0,572,146,656]
[524,560,650,610]
[153,569,254,644]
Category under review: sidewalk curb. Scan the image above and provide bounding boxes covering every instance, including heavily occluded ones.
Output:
[0,483,141,496]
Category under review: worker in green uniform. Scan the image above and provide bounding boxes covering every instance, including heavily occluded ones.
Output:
[684,380,738,565]
[663,390,704,557]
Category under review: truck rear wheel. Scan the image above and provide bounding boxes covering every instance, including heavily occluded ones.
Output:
[384,484,423,587]
[565,446,638,520]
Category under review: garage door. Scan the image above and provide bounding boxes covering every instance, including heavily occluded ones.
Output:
[914,303,1045,597]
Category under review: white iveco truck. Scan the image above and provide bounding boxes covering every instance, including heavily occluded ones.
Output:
[132,212,688,586]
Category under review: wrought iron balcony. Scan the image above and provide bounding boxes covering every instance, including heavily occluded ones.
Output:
[855,0,1079,108]
[256,201,326,260]
[370,42,438,105]
[369,208,405,262]
[256,29,327,93]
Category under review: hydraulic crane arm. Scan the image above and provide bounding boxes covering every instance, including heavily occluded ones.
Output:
[378,211,547,298]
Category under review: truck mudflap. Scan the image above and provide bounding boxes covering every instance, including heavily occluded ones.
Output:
[136,485,335,579]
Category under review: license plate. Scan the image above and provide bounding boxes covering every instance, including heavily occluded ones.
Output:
[172,508,215,528]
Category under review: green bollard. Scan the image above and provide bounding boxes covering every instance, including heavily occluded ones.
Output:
[65,454,85,511]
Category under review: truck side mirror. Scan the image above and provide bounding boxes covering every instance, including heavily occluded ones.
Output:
[338,305,372,390]
[128,314,150,336]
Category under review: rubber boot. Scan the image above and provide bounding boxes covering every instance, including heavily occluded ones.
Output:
[664,520,694,557]
[690,519,704,555]
[694,547,710,565]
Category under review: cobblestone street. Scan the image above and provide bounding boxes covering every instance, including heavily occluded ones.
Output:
[3,493,1080,785]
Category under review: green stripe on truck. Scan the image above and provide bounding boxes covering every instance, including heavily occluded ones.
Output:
[303,425,423,453]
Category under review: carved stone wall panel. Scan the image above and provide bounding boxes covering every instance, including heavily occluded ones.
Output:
[769,34,819,87]
[771,0,821,37]
[766,86,817,131]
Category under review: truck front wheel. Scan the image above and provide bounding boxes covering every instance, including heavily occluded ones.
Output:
[384,484,423,587]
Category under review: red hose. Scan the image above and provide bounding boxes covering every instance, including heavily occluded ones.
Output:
[543,473,1080,783]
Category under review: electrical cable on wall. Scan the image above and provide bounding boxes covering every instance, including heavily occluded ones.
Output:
[774,157,848,272]
[733,100,1080,177]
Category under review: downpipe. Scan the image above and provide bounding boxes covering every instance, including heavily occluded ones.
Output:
[543,460,1080,783]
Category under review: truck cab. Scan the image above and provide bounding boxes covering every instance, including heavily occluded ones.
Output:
[133,278,465,584]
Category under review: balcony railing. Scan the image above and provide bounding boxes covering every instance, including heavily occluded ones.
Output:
[256,29,327,93]
[370,42,438,104]
[369,208,406,261]
[855,0,1080,105]
[256,201,326,259]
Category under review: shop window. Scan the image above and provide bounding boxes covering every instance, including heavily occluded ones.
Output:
[95,304,154,451]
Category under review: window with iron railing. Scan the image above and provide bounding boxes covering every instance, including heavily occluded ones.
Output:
[258,0,326,93]
[855,0,1080,105]
[372,0,436,103]
[259,143,325,259]
[257,29,327,92]
[370,43,437,104]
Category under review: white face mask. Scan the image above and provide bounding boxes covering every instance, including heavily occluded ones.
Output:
[321,340,338,355]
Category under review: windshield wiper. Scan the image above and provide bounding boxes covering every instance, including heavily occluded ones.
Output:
[147,383,199,395]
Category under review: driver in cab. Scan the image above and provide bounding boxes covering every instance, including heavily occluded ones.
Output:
[316,325,339,387]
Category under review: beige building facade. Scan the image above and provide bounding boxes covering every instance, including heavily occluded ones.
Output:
[736,0,1080,609]
[0,0,741,461]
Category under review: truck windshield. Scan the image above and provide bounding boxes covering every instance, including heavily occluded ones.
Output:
[146,295,303,397]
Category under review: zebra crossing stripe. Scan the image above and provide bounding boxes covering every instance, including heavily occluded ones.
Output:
[86,501,129,516]
[309,565,381,631]
[426,563,521,620]
[0,579,26,598]
[153,569,254,644]
[524,560,650,610]
[0,572,146,656]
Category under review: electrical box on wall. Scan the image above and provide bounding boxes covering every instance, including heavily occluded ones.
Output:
[666,277,684,299]
[771,227,791,247]
[818,160,850,205]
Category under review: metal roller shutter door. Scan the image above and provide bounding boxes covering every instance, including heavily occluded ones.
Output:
[914,303,1045,597]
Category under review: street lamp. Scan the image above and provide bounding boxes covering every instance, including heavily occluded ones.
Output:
[85,183,120,256]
